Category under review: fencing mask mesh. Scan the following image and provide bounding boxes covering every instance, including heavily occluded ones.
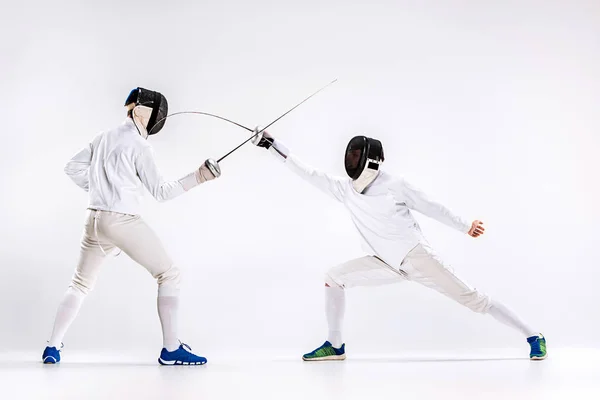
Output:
[344,135,384,193]
[124,87,168,136]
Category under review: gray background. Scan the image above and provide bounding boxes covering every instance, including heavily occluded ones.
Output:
[1,0,598,357]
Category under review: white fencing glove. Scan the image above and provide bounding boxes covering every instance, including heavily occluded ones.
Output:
[179,158,221,191]
[199,158,221,182]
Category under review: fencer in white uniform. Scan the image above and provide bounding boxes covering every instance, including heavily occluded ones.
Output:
[42,87,220,365]
[251,130,547,361]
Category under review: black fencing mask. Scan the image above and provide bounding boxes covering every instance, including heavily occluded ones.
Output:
[124,87,168,138]
[344,135,384,193]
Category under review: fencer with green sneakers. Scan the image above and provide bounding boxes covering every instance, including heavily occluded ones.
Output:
[252,129,547,362]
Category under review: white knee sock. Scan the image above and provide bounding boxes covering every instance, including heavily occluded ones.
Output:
[325,285,345,348]
[48,286,86,348]
[488,300,538,338]
[157,295,180,351]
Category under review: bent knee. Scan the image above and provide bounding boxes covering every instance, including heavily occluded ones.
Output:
[156,265,181,297]
[324,268,345,288]
[71,269,96,295]
[156,265,181,287]
[156,265,181,284]
[70,278,92,296]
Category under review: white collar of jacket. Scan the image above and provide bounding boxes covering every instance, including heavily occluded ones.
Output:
[123,117,148,139]
[352,166,381,193]
[125,104,152,139]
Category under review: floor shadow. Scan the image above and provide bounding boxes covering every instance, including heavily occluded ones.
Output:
[347,357,526,363]
[0,361,159,369]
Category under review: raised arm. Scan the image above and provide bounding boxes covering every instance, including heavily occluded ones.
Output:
[252,130,346,202]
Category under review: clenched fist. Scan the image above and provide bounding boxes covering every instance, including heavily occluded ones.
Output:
[468,220,485,238]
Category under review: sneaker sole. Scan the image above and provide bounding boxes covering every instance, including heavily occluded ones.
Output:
[43,356,58,364]
[158,358,207,366]
[302,354,346,361]
[530,354,547,360]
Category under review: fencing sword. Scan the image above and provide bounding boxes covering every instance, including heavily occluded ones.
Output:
[149,79,337,144]
[148,111,254,135]
[216,78,337,163]
[147,79,338,176]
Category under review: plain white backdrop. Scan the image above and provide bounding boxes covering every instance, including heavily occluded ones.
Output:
[1,0,598,360]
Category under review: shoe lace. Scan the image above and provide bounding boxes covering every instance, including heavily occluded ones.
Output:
[179,340,192,352]
[530,337,545,353]
[46,341,64,352]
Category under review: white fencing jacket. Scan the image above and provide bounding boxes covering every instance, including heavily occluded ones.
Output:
[270,139,472,267]
[64,118,201,216]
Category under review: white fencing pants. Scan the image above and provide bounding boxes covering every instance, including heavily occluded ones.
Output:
[71,209,181,296]
[323,243,538,339]
[48,209,181,349]
[325,243,491,313]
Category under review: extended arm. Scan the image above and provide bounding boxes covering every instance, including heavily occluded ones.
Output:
[252,130,346,202]
[135,147,220,202]
[395,178,472,234]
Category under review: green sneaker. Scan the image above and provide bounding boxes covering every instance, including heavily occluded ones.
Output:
[302,341,346,361]
[527,334,547,360]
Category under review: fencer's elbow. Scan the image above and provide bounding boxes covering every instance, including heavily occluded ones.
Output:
[152,187,174,203]
[64,162,75,176]
[153,191,170,202]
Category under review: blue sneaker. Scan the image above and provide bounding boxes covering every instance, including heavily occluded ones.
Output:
[158,342,207,365]
[302,341,346,361]
[42,344,62,364]
[528,333,547,360]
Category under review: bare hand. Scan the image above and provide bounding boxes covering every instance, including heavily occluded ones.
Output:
[468,220,485,238]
